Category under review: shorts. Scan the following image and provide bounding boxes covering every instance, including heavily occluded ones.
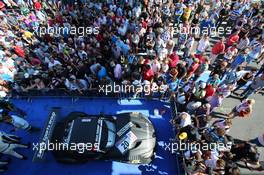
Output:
[231,107,240,116]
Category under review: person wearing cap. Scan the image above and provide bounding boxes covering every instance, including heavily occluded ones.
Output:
[179,132,188,141]
[179,112,192,128]
[171,112,192,129]
[186,101,202,115]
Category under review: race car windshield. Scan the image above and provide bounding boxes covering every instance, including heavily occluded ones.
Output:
[96,119,116,151]
[103,120,116,148]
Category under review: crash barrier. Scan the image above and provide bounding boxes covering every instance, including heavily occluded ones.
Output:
[11,88,172,100]
[170,100,186,175]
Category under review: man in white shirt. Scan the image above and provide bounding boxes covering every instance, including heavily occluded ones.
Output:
[45,57,62,69]
[179,112,192,128]
[197,35,210,54]
[0,109,39,132]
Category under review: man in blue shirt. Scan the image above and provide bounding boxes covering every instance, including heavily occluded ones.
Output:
[97,65,107,81]
[230,49,249,71]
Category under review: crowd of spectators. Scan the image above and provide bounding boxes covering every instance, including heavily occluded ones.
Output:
[0,0,264,174]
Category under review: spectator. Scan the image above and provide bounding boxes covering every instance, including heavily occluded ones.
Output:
[227,99,255,119]
[240,73,264,100]
[0,131,29,159]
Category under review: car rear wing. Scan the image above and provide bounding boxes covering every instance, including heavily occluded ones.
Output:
[32,107,59,162]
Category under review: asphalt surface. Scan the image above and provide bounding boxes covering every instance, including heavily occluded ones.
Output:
[186,17,264,174]
[215,92,264,175]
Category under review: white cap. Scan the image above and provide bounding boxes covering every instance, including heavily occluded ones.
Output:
[143,80,150,85]
[200,82,207,89]
[132,80,140,86]
[33,70,39,75]
[24,73,29,78]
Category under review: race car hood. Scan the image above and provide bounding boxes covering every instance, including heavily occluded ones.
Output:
[106,113,156,160]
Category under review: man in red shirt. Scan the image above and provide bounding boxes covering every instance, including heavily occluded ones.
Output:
[205,84,216,99]
[226,30,240,47]
[169,51,179,68]
[141,18,148,29]
[143,64,154,82]
[193,52,206,64]
[211,37,225,63]
[33,0,42,10]
[13,46,25,58]
[186,58,200,80]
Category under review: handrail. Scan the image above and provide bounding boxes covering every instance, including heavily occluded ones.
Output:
[170,99,187,175]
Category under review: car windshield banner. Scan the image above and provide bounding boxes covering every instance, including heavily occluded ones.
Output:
[32,107,59,162]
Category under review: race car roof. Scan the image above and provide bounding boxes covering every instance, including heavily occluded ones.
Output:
[69,117,98,145]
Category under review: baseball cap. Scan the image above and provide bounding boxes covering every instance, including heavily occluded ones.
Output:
[179,132,188,140]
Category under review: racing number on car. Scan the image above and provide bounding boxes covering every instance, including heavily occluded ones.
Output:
[121,140,129,150]
[116,131,138,154]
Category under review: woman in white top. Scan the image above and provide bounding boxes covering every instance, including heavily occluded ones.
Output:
[196,35,210,54]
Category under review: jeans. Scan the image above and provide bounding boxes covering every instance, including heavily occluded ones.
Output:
[233,82,246,92]
[241,86,255,99]
[249,137,264,147]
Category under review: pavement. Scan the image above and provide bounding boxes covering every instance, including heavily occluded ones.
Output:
[186,17,264,174]
[215,92,264,175]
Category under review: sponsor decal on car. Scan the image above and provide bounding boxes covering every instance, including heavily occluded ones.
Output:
[131,160,141,164]
[81,118,92,122]
[117,122,134,137]
[115,131,137,154]
[33,109,58,162]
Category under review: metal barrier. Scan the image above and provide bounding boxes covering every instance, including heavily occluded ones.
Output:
[170,100,187,175]
[11,88,171,100]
